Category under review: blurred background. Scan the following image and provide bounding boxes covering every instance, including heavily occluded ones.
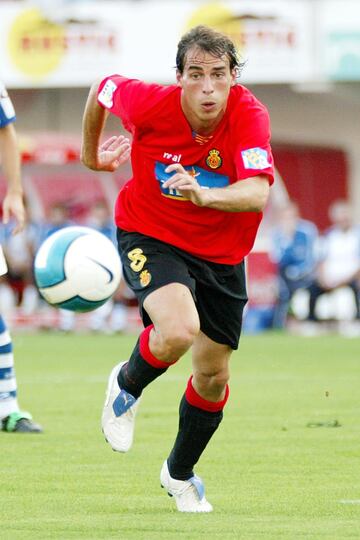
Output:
[0,0,359,336]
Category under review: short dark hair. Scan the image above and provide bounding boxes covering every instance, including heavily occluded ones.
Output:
[176,25,243,74]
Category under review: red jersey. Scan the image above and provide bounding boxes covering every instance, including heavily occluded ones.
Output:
[97,75,274,264]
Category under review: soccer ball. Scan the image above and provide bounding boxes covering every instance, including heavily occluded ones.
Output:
[34,226,122,312]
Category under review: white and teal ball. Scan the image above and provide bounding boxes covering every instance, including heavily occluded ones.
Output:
[34,226,122,312]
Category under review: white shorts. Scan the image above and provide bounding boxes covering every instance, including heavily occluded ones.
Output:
[0,244,8,276]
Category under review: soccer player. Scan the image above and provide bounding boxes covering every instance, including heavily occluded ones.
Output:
[0,81,42,433]
[270,201,318,329]
[307,200,360,323]
[81,26,274,512]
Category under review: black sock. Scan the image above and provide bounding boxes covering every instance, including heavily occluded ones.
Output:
[118,338,168,398]
[167,395,223,480]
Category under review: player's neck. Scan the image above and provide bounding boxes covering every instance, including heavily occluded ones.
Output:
[188,114,224,136]
[181,100,225,136]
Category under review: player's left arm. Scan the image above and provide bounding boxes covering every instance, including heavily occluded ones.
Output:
[195,174,270,212]
[163,164,270,212]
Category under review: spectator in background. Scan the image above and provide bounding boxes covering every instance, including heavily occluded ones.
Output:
[86,200,120,332]
[0,201,39,315]
[37,201,74,332]
[270,201,318,329]
[86,199,116,244]
[86,200,136,333]
[0,80,42,432]
[38,202,72,243]
[307,200,360,324]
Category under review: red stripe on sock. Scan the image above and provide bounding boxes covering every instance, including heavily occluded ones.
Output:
[185,376,229,412]
[139,324,177,369]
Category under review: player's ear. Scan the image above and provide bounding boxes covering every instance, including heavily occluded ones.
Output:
[230,68,237,86]
[176,69,182,87]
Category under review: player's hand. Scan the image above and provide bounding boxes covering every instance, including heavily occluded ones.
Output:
[97,135,131,171]
[2,191,26,234]
[163,164,206,206]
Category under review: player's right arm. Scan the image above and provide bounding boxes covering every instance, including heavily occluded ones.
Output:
[0,83,25,234]
[0,123,26,234]
[81,80,131,172]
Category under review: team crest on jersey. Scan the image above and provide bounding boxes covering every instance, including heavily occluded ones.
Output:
[140,269,152,287]
[206,149,222,169]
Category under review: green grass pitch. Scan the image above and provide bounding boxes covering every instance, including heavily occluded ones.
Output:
[1,331,359,539]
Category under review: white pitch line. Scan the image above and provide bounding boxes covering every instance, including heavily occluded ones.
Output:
[339,500,360,504]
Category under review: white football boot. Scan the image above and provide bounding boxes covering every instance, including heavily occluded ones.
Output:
[101,361,140,452]
[160,460,213,513]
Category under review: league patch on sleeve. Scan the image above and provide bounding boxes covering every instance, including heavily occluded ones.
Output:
[98,79,117,109]
[241,148,270,170]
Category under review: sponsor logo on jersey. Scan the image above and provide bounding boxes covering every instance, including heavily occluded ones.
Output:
[140,269,152,287]
[163,152,182,163]
[155,161,229,200]
[206,149,222,169]
[241,148,270,170]
[98,79,117,108]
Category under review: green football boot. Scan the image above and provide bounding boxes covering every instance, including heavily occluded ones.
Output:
[2,411,43,433]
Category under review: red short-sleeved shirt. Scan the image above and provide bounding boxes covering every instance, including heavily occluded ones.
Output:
[98,75,274,264]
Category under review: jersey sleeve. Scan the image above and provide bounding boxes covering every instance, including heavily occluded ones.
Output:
[233,104,274,185]
[97,74,165,132]
[0,82,16,128]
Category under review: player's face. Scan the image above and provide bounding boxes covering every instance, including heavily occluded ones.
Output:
[177,46,236,133]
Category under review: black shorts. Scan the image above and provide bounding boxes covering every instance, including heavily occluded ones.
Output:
[117,229,248,350]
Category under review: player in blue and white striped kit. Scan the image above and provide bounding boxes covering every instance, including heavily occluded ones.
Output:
[0,81,42,432]
[270,201,318,328]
